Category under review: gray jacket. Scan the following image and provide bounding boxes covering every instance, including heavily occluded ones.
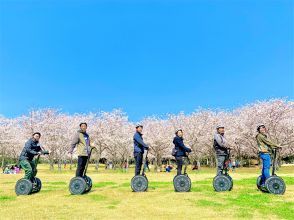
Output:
[213,133,229,156]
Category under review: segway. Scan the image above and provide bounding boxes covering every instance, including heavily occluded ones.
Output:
[173,154,191,192]
[256,148,286,195]
[131,150,149,192]
[69,148,94,195]
[15,150,49,196]
[213,149,233,192]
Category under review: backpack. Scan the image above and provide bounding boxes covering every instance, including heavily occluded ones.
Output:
[171,147,177,157]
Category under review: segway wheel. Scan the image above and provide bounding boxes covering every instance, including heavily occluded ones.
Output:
[15,178,33,195]
[173,174,191,192]
[213,174,232,192]
[69,177,87,195]
[84,176,92,193]
[131,175,148,192]
[33,177,42,193]
[256,175,262,190]
[265,176,286,195]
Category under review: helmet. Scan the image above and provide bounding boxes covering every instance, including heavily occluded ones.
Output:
[136,124,143,129]
[216,125,224,130]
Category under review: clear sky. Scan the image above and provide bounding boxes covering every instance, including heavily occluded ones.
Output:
[0,0,293,121]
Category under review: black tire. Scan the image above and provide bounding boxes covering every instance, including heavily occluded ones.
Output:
[15,178,33,196]
[265,176,286,195]
[84,176,92,193]
[213,174,233,192]
[256,175,262,190]
[131,175,148,192]
[69,177,87,195]
[173,174,191,192]
[33,177,42,193]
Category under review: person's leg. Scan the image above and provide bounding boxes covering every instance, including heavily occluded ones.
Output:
[76,156,83,177]
[76,156,88,177]
[80,156,88,177]
[135,153,143,175]
[29,160,37,180]
[261,154,271,185]
[216,155,225,175]
[19,160,33,180]
[176,157,183,175]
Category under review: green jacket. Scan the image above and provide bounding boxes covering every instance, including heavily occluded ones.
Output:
[256,133,278,154]
[70,130,94,156]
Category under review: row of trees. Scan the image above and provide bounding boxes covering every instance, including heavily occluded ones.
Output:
[0,99,293,171]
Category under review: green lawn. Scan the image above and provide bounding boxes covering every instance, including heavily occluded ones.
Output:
[0,165,293,220]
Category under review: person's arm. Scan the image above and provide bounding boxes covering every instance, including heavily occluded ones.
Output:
[176,138,191,152]
[25,140,39,155]
[134,133,149,149]
[261,135,279,148]
[214,134,228,149]
[69,133,79,154]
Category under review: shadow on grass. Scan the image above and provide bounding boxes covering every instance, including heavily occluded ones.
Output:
[93,182,117,188]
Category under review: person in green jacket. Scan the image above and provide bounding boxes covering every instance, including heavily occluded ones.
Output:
[256,124,281,186]
[69,123,95,177]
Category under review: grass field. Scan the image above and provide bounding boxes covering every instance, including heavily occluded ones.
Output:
[0,165,293,220]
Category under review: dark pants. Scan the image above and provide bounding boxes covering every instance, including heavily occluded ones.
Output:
[134,152,143,175]
[216,155,227,175]
[176,156,188,175]
[19,159,36,180]
[76,156,88,177]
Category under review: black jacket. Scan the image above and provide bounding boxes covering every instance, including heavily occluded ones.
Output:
[19,138,42,161]
[173,136,191,157]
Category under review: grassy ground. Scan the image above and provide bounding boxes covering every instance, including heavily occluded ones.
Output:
[0,165,293,220]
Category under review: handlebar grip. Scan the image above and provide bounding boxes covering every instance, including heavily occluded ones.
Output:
[42,150,49,155]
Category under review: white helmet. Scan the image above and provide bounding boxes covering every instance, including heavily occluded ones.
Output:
[216,125,224,130]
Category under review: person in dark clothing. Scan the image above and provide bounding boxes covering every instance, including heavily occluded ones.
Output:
[133,124,149,175]
[19,132,44,180]
[69,123,95,177]
[173,129,192,175]
[213,125,230,175]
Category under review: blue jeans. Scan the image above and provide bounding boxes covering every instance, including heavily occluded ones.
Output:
[260,153,271,185]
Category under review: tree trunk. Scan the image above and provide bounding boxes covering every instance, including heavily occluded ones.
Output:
[49,160,54,170]
[1,148,5,168]
[58,159,62,172]
[95,153,101,171]
[69,155,73,170]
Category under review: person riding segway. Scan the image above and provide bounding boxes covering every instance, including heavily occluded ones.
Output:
[15,132,49,195]
[256,124,286,195]
[212,125,233,192]
[131,124,149,192]
[172,129,192,192]
[68,122,96,195]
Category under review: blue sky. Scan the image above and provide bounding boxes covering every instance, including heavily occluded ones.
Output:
[0,0,293,121]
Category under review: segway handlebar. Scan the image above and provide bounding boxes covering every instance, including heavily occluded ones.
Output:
[41,150,49,155]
